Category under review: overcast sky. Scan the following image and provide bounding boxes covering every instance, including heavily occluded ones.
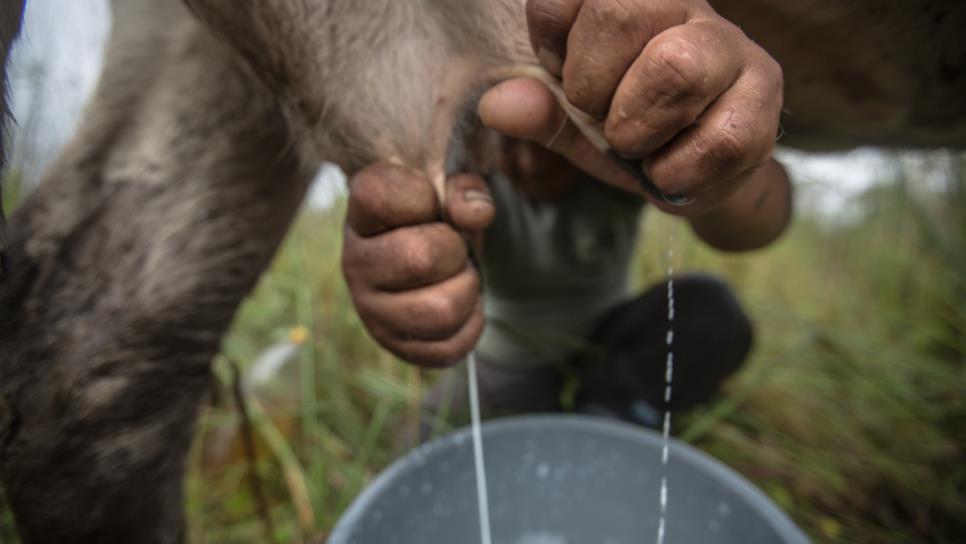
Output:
[8,0,109,179]
[7,0,923,216]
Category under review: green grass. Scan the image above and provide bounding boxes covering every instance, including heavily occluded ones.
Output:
[2,158,963,543]
[187,160,964,543]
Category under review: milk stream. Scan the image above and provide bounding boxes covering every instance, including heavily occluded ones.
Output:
[468,351,493,544]
[656,227,677,544]
[465,224,677,544]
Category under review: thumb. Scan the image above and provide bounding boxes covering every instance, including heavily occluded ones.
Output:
[478,77,643,196]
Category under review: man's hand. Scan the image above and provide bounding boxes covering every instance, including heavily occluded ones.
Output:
[342,164,495,367]
[479,0,784,217]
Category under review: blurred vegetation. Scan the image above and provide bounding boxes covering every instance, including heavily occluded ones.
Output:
[1,171,22,218]
[1,153,964,544]
[179,153,964,543]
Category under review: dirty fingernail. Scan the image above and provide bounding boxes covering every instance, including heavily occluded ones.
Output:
[463,190,494,204]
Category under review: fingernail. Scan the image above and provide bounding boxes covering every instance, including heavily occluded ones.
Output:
[463,190,494,204]
[663,193,695,207]
[536,46,564,76]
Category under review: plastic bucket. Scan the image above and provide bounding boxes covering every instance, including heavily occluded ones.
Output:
[329,414,810,543]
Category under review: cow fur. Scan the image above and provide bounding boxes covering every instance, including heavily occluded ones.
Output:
[0,2,314,542]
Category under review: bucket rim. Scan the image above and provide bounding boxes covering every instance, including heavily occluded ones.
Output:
[329,413,810,544]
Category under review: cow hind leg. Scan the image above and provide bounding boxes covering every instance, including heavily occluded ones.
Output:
[0,1,316,542]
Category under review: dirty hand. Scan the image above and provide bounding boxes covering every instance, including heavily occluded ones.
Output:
[342,164,495,367]
[479,0,784,216]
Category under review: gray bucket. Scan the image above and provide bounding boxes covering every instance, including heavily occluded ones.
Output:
[329,415,810,544]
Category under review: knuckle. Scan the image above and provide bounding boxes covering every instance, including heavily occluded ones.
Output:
[647,36,704,94]
[347,163,435,235]
[400,232,438,278]
[589,0,639,32]
[603,121,645,157]
[765,55,784,91]
[752,51,784,103]
[440,224,470,255]
[424,292,462,332]
[346,179,379,219]
[604,110,684,157]
[701,124,748,171]
[347,165,390,212]
[425,225,466,270]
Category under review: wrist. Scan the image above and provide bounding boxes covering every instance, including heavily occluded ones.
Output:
[687,159,792,252]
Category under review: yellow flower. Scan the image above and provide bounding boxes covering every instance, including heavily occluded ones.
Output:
[819,517,841,540]
[289,326,310,345]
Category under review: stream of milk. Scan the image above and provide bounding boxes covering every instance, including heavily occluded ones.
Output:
[656,228,677,544]
[468,351,493,544]
[465,223,679,544]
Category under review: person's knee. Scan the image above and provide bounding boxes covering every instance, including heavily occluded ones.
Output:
[579,273,754,412]
[592,273,754,353]
[668,274,753,407]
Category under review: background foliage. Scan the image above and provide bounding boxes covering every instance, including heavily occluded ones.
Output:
[73,153,961,544]
[1,154,964,543]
